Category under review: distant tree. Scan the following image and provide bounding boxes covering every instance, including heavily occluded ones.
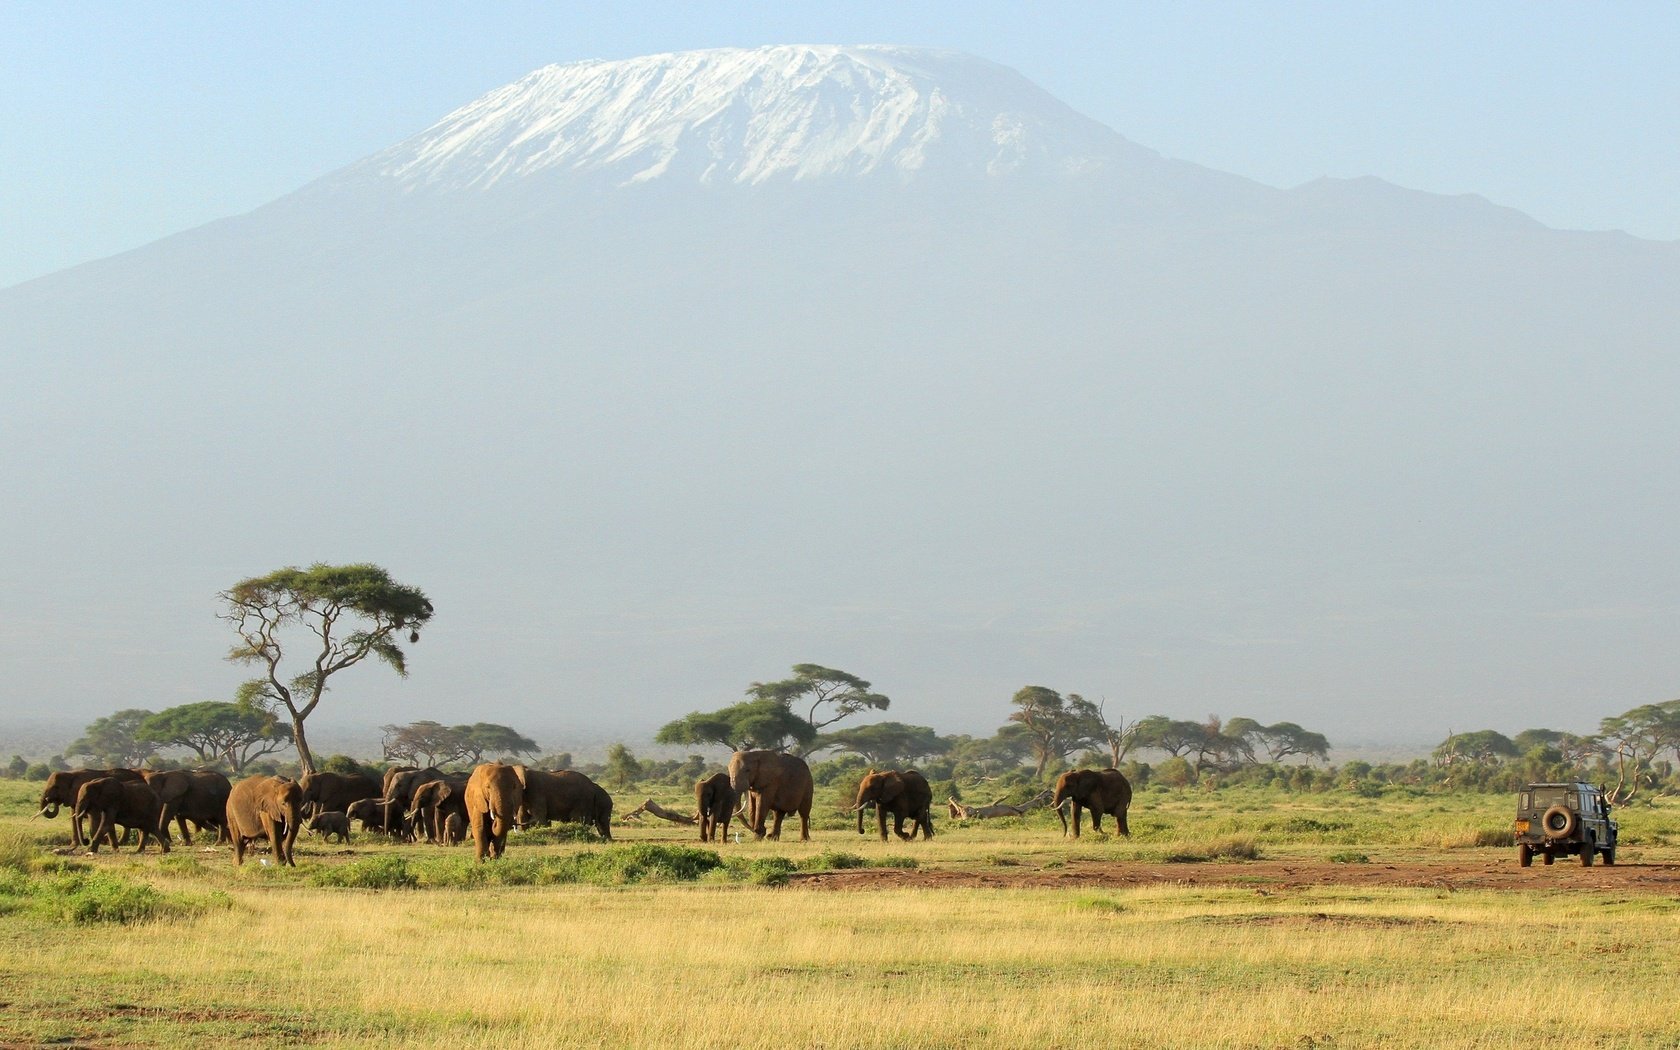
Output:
[543,752,574,771]
[819,722,949,767]
[6,755,27,778]
[1088,698,1143,767]
[381,721,466,767]
[747,664,891,734]
[656,698,819,753]
[1598,701,1680,803]
[221,562,434,774]
[454,723,541,764]
[1244,720,1331,764]
[67,709,158,767]
[1005,687,1104,778]
[139,701,292,772]
[1133,716,1209,759]
[943,731,1034,779]
[1432,730,1519,767]
[604,743,643,789]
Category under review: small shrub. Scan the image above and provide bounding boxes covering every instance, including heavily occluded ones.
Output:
[1328,851,1370,864]
[310,855,418,890]
[874,855,918,870]
[798,851,869,872]
[1074,895,1127,914]
[1164,836,1261,863]
[728,857,798,886]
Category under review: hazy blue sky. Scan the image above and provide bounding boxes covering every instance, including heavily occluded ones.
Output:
[2,2,1676,289]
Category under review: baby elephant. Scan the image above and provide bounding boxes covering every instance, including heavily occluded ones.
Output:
[306,811,352,844]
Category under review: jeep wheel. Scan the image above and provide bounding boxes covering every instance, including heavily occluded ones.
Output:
[1604,844,1617,866]
[1518,843,1533,867]
[1542,851,1554,865]
[1580,842,1594,867]
[1541,805,1576,838]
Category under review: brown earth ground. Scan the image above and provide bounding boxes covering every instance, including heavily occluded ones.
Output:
[789,857,1680,893]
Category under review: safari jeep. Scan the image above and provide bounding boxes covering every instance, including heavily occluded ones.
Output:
[1514,782,1617,867]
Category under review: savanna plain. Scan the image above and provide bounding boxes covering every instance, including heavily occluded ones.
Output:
[4,780,1680,1049]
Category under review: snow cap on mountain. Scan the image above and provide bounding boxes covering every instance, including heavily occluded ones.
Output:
[356,45,1149,190]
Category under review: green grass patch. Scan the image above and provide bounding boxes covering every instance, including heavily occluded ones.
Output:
[0,864,228,924]
[1328,850,1371,864]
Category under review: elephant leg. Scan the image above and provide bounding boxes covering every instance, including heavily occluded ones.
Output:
[234,834,247,865]
[769,810,785,840]
[799,803,811,842]
[1072,804,1082,838]
[877,806,889,842]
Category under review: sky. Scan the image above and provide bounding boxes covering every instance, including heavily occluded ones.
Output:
[3,2,1678,289]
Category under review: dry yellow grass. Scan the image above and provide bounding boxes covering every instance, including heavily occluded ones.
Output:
[6,877,1680,1048]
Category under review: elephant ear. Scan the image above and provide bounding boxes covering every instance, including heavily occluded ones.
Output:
[878,776,904,803]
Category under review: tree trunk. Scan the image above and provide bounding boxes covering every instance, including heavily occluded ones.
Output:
[291,716,316,775]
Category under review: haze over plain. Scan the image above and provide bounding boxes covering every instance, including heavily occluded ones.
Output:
[2,27,1675,754]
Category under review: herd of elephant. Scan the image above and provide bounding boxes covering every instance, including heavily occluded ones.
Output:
[33,751,1135,866]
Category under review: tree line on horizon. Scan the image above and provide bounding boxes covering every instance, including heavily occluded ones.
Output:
[7,561,1674,802]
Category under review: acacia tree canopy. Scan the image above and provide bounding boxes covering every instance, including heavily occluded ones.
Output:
[655,698,818,753]
[139,701,291,772]
[222,562,434,774]
[818,722,949,767]
[67,709,158,767]
[750,664,890,733]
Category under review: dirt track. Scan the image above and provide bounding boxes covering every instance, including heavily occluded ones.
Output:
[790,858,1680,894]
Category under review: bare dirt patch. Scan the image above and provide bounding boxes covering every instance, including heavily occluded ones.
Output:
[788,858,1680,894]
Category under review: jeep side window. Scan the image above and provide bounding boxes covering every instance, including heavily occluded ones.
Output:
[1520,792,1531,811]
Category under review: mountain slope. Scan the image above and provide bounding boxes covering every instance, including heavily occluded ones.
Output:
[2,47,1676,746]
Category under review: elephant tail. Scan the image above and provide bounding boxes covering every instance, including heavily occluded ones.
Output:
[1118,810,1131,837]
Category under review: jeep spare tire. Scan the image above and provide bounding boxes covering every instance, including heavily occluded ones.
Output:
[1541,805,1576,838]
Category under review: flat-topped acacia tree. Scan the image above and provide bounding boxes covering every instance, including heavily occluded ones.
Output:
[220,563,434,774]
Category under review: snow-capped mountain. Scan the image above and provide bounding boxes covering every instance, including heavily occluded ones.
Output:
[3,47,1678,747]
[350,45,1149,191]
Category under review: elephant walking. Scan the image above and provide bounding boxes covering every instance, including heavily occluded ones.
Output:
[853,769,934,841]
[728,750,812,841]
[464,762,524,861]
[75,777,169,854]
[1052,768,1133,838]
[695,772,735,842]
[226,775,303,866]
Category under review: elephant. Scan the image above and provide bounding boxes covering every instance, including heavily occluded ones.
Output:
[38,768,145,847]
[728,750,813,841]
[853,769,935,841]
[140,768,232,845]
[306,811,352,843]
[464,762,524,861]
[298,770,381,818]
[226,775,303,866]
[409,777,470,844]
[384,766,447,811]
[382,764,418,799]
[443,810,466,846]
[514,768,613,840]
[695,772,735,842]
[1052,768,1133,838]
[346,797,410,838]
[74,776,169,854]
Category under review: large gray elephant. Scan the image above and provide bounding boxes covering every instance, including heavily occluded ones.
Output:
[1052,768,1133,838]
[728,750,813,841]
[383,767,446,811]
[464,762,524,861]
[75,776,169,854]
[226,775,303,866]
[38,768,145,847]
[853,768,934,841]
[515,768,613,839]
[141,768,232,845]
[298,770,380,818]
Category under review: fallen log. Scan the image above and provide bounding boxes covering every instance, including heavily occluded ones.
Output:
[621,799,697,825]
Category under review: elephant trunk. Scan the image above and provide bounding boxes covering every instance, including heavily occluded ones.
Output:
[856,801,867,835]
[38,803,57,818]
